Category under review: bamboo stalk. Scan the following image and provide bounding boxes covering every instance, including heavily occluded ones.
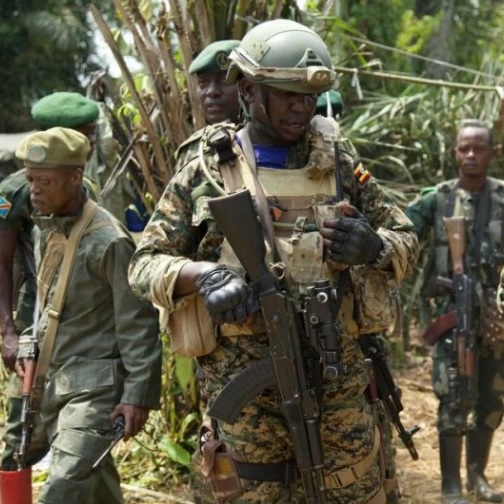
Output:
[113,0,173,148]
[334,65,502,93]
[89,5,171,185]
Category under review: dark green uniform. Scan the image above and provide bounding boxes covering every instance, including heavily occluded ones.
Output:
[406,179,504,435]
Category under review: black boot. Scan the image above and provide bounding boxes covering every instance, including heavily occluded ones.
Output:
[466,428,503,503]
[439,434,470,504]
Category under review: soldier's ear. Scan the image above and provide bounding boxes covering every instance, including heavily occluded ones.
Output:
[493,143,502,157]
[239,80,255,104]
[71,167,84,186]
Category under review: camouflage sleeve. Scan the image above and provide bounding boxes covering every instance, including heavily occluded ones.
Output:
[128,158,223,312]
[0,169,31,231]
[404,190,437,239]
[337,141,419,282]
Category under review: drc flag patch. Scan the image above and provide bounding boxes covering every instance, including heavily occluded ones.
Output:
[0,196,12,219]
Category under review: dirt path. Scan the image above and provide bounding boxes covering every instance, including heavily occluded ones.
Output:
[391,354,504,504]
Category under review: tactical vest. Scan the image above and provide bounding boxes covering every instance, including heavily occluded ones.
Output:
[200,116,397,337]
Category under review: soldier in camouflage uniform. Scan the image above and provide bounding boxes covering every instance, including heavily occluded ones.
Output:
[13,127,162,503]
[0,92,100,470]
[406,120,504,504]
[129,20,418,504]
[175,40,242,172]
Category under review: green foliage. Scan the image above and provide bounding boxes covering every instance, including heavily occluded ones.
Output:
[0,0,114,132]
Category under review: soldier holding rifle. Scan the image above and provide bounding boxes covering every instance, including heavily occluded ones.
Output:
[406,119,504,504]
[129,19,417,504]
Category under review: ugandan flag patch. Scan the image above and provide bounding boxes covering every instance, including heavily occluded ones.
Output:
[353,162,371,186]
[0,196,12,219]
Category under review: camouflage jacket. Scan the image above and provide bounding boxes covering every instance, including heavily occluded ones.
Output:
[406,177,504,302]
[129,118,418,392]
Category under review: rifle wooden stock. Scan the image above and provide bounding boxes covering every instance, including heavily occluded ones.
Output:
[443,216,466,275]
[207,190,327,503]
[442,216,477,430]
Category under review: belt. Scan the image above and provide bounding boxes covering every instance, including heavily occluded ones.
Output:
[233,426,381,490]
[234,459,298,485]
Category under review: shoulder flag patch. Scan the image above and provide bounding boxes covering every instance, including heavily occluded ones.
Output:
[353,162,371,186]
[0,196,12,219]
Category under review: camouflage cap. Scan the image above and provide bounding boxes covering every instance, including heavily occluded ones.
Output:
[189,40,240,75]
[15,127,90,168]
[31,92,100,128]
[316,90,343,115]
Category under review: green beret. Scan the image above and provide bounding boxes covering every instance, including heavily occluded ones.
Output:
[189,40,240,75]
[316,90,344,116]
[15,127,90,168]
[31,92,100,128]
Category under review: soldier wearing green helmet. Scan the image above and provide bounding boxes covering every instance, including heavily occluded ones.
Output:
[129,19,418,504]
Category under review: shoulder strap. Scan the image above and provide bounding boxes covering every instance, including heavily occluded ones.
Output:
[31,199,99,409]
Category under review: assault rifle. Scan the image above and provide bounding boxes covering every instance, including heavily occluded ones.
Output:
[208,189,338,504]
[437,216,477,430]
[15,342,37,470]
[359,335,419,460]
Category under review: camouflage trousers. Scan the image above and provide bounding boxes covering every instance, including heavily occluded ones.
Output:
[192,382,384,504]
[432,331,504,434]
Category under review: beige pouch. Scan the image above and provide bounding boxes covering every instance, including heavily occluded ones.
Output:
[165,293,218,357]
[351,268,398,334]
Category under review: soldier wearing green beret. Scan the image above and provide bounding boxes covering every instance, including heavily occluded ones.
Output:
[32,91,135,224]
[175,40,242,174]
[0,93,104,472]
[9,127,162,503]
[189,40,241,125]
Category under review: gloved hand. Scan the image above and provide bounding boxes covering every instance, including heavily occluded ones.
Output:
[319,202,383,266]
[196,265,260,325]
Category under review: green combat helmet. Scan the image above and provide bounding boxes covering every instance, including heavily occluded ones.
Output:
[226,19,336,94]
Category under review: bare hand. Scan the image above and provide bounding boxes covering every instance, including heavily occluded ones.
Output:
[2,326,19,371]
[111,404,149,441]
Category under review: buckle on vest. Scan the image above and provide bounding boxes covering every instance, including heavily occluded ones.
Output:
[207,127,237,165]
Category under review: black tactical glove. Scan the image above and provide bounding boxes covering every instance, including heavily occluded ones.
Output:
[196,265,260,325]
[320,204,383,266]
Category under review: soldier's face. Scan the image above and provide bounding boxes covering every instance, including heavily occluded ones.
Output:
[455,127,495,178]
[196,72,240,125]
[26,166,83,215]
[242,81,316,146]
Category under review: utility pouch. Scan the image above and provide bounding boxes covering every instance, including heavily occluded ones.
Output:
[351,268,398,334]
[201,439,244,501]
[166,293,218,357]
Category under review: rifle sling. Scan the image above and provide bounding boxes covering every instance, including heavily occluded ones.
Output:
[31,199,99,410]
[239,125,282,265]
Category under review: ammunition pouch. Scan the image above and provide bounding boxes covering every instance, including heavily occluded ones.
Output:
[479,288,504,347]
[351,268,399,334]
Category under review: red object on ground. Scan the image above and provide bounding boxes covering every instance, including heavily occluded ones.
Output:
[0,467,32,504]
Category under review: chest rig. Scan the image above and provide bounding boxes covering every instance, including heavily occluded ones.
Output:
[205,116,345,298]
